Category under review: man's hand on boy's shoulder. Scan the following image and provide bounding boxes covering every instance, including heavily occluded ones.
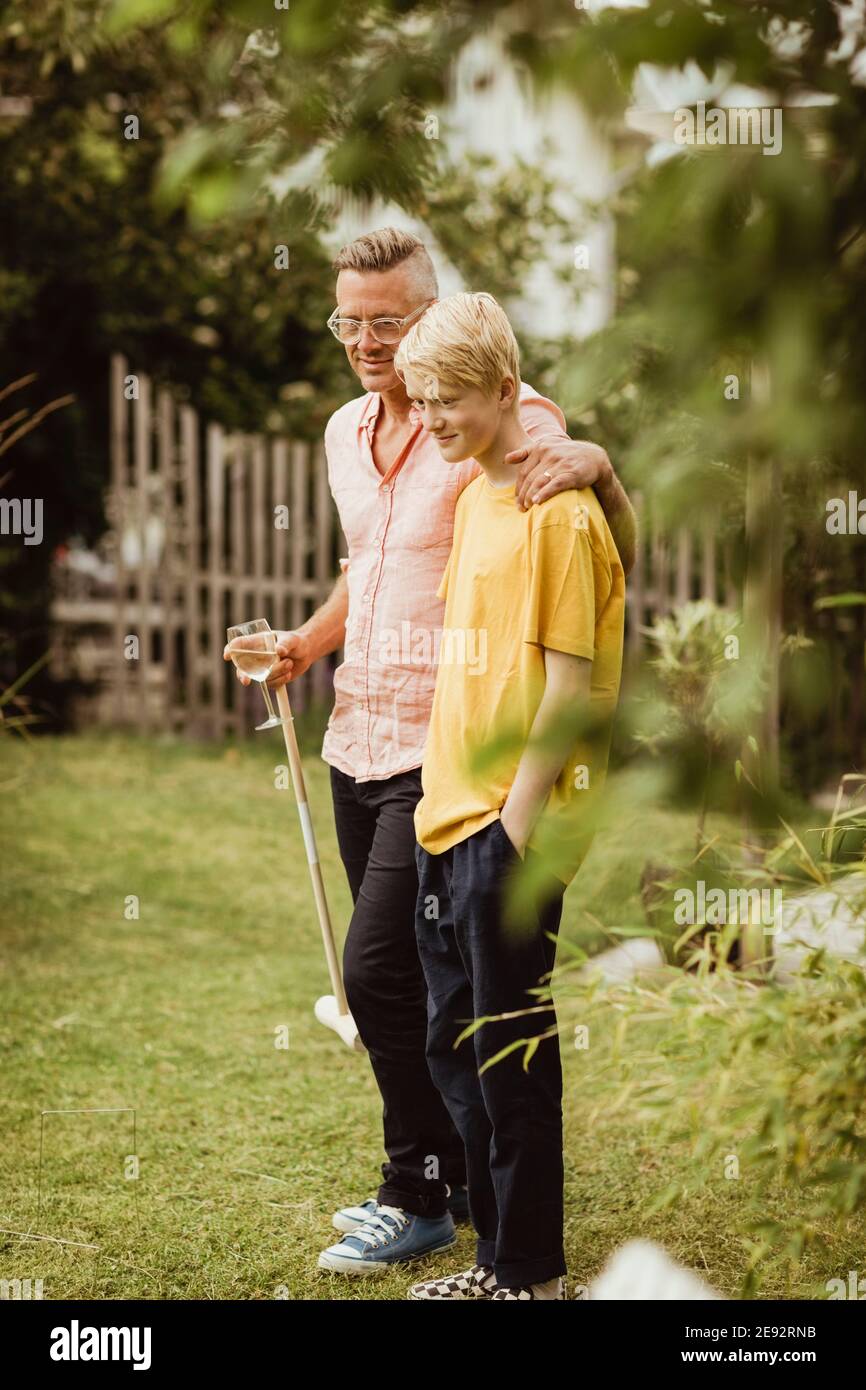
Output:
[506,435,613,512]
[507,434,639,576]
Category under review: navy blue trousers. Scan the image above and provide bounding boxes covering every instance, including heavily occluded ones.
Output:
[415,815,566,1286]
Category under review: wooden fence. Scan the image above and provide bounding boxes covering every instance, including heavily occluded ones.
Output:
[50,354,344,736]
[626,498,739,660]
[48,354,738,737]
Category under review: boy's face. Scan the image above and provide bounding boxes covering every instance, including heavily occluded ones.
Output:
[403,368,513,464]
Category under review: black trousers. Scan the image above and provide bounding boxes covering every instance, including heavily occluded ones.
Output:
[329,763,466,1217]
[415,816,566,1286]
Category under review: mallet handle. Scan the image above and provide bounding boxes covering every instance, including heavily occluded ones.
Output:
[275,683,349,1016]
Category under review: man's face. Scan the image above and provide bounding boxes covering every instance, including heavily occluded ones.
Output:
[402,368,507,465]
[334,266,432,394]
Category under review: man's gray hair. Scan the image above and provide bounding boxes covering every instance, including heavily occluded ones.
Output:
[333,227,438,299]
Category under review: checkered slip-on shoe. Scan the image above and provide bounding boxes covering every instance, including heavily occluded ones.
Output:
[407,1263,498,1300]
[490,1278,567,1300]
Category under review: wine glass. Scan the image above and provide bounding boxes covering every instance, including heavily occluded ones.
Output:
[226,618,285,731]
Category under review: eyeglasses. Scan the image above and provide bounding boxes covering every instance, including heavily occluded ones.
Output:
[326,301,431,346]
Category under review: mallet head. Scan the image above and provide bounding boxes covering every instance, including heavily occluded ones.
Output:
[314,994,366,1053]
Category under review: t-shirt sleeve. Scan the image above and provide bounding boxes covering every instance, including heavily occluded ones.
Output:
[524,519,610,660]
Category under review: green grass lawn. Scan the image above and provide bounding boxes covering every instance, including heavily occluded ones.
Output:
[0,732,859,1300]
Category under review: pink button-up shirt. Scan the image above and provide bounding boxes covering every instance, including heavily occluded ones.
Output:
[321,382,569,782]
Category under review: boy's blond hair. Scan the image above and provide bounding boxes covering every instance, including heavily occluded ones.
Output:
[394,291,521,399]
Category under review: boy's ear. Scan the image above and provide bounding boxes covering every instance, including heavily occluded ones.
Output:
[499,374,518,409]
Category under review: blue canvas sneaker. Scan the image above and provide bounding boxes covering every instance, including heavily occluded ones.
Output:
[332,1185,469,1233]
[318,1204,457,1274]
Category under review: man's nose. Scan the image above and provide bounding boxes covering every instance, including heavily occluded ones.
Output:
[356,323,382,353]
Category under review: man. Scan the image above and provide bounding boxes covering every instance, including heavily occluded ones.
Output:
[227,228,636,1274]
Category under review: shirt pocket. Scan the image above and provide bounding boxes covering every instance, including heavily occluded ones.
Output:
[399,482,459,551]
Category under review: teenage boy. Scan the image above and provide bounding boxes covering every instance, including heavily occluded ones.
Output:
[393,292,625,1300]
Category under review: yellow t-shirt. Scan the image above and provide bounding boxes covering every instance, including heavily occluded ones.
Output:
[413,473,625,886]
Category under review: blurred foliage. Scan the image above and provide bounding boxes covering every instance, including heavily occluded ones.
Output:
[0,0,576,714]
[639,601,751,748]
[636,600,762,846]
[87,0,866,783]
[419,148,573,300]
[0,648,51,741]
[767,773,866,885]
[2,0,865,778]
[534,1,866,790]
[567,926,866,1295]
[0,377,75,728]
[516,760,866,1292]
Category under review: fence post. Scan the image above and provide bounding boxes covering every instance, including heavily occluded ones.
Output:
[110,354,129,725]
[207,422,225,739]
[134,370,152,733]
[290,441,308,711]
[228,435,247,739]
[157,387,176,731]
[312,442,333,705]
[180,402,200,736]
[272,437,288,634]
[251,434,266,620]
[675,529,692,606]
[701,521,717,604]
[650,512,669,618]
[626,489,644,661]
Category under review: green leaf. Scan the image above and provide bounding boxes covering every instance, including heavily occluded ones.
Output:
[104,0,178,38]
[814,593,866,610]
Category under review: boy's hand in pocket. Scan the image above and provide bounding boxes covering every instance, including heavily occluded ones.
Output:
[499,805,527,859]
